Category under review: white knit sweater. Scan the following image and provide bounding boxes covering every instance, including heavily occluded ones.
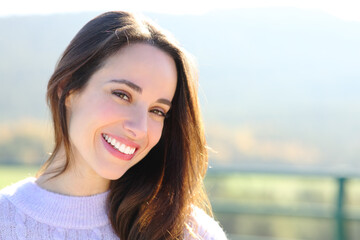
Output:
[0,178,227,240]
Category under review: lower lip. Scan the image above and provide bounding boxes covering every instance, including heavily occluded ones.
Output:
[101,136,136,161]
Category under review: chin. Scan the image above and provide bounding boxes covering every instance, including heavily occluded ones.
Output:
[91,161,128,181]
[99,169,128,180]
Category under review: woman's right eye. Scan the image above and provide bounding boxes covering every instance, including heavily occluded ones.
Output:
[112,91,131,102]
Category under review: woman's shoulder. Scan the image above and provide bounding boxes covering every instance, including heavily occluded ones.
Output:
[0,178,35,215]
[187,207,228,240]
[0,178,35,198]
[0,183,18,229]
[0,191,12,214]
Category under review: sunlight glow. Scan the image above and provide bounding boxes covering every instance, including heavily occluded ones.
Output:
[1,0,360,21]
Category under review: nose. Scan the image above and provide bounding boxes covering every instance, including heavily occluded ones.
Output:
[123,107,148,139]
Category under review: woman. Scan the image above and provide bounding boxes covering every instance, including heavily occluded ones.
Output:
[0,11,227,239]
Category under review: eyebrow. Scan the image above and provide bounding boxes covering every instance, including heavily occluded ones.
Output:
[108,79,172,107]
[109,79,142,93]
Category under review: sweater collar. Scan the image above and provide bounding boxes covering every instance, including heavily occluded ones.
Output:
[2,177,110,229]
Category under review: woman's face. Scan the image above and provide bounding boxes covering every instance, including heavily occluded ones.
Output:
[66,43,177,180]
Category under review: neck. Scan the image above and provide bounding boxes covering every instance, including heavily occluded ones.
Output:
[36,147,110,196]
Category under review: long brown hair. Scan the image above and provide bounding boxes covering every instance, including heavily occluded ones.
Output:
[40,11,211,239]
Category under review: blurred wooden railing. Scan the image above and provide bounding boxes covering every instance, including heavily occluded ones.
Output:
[207,168,360,240]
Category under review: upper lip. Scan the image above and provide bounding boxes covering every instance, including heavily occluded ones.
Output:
[102,133,140,149]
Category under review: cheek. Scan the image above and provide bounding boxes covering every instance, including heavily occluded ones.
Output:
[96,99,118,118]
[148,121,164,147]
[69,99,124,142]
[96,99,129,122]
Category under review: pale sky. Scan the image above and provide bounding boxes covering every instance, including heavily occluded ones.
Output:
[1,0,360,22]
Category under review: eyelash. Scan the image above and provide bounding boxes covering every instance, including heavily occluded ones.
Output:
[151,109,166,117]
[112,90,130,101]
[111,90,167,118]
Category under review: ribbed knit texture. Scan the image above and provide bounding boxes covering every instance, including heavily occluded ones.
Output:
[0,178,227,240]
[0,177,117,239]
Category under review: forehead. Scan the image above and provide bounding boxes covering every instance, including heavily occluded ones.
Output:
[98,43,178,97]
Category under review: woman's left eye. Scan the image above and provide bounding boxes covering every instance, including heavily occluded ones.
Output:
[151,109,166,117]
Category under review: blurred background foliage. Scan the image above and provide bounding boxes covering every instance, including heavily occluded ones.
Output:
[0,119,52,165]
[0,7,359,240]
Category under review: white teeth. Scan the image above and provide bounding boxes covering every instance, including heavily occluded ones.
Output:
[125,146,131,154]
[103,134,136,155]
[119,144,126,153]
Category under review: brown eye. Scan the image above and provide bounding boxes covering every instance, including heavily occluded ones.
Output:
[112,91,130,101]
[151,109,166,117]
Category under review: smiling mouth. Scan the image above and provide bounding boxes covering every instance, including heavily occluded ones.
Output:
[102,133,136,155]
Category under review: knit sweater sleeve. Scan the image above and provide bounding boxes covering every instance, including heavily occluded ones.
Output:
[0,194,16,239]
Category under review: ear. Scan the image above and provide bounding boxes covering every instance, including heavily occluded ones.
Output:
[65,91,77,109]
[57,81,72,108]
[57,80,66,100]
[65,94,72,108]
